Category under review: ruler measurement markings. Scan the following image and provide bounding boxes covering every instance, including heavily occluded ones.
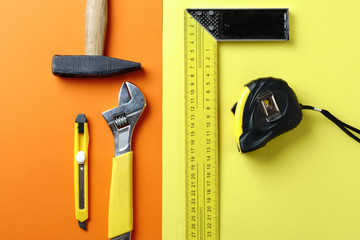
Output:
[197,163,200,239]
[195,21,201,108]
[197,22,202,67]
[185,12,218,240]
[186,13,196,237]
[185,13,195,239]
[202,29,205,109]
[203,163,206,240]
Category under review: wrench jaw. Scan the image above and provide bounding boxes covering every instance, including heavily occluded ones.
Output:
[102,82,146,157]
[103,107,144,157]
[118,82,146,107]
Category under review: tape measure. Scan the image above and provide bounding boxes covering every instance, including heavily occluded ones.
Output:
[184,10,219,240]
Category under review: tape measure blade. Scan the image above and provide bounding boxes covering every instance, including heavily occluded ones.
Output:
[185,11,219,240]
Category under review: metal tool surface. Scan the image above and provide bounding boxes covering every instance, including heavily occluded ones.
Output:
[187,9,289,41]
[74,114,89,230]
[102,82,146,240]
[52,0,141,77]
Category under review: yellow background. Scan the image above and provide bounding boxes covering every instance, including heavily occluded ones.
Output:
[163,0,360,239]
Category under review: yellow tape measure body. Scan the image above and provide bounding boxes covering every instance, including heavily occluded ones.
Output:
[184,11,219,240]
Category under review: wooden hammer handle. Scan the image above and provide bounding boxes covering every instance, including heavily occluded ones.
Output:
[85,0,107,55]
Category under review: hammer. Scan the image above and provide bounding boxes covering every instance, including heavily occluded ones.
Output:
[52,0,141,77]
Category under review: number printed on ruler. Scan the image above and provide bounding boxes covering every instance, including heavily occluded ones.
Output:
[185,11,218,240]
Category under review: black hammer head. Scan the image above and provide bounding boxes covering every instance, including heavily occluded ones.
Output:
[52,55,141,78]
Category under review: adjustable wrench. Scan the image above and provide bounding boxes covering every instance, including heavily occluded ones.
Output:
[102,82,146,240]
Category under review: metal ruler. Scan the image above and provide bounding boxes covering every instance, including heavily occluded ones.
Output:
[184,10,219,240]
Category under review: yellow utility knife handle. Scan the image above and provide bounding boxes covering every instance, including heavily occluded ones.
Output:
[108,151,133,239]
[74,119,89,224]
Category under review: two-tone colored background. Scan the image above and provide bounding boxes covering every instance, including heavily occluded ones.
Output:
[3,0,360,239]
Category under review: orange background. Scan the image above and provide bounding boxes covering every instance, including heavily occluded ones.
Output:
[0,0,162,239]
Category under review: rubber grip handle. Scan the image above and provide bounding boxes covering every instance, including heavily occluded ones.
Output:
[108,151,133,239]
[85,0,107,55]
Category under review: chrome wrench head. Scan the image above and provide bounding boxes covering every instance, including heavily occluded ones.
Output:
[102,82,146,157]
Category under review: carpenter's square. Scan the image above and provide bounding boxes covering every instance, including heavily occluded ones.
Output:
[184,8,289,240]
